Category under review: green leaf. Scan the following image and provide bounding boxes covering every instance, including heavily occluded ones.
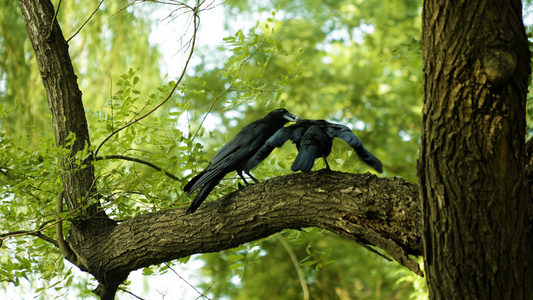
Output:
[226,254,245,261]
[300,260,318,266]
[229,263,244,271]
[223,36,235,43]
[142,267,154,275]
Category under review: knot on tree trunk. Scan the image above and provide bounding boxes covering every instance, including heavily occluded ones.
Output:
[481,48,517,85]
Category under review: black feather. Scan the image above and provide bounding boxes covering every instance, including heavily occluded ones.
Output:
[184,108,299,213]
[246,119,383,173]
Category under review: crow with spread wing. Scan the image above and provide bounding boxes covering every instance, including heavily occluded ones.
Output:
[184,108,299,213]
[245,119,383,173]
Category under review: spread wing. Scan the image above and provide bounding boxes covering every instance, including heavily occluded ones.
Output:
[325,124,383,173]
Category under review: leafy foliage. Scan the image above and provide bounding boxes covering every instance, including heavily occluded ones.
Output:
[0,0,468,298]
[198,231,419,299]
[0,133,90,297]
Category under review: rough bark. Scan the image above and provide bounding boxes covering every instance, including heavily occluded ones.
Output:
[83,171,422,282]
[18,0,118,297]
[419,0,533,299]
[19,0,91,213]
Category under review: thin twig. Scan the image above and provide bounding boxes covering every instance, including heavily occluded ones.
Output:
[191,85,232,141]
[94,155,180,181]
[0,228,58,247]
[190,31,268,141]
[277,235,310,300]
[164,262,212,299]
[48,0,62,37]
[118,287,146,300]
[194,281,214,300]
[35,232,59,247]
[67,0,105,43]
[94,6,200,157]
[0,219,55,235]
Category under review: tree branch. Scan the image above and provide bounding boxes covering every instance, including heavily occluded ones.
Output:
[0,219,59,247]
[93,3,200,157]
[66,0,104,42]
[70,171,422,288]
[278,236,310,300]
[94,155,180,181]
[0,230,58,247]
[56,191,80,265]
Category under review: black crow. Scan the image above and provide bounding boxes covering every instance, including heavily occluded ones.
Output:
[184,108,299,213]
[245,119,383,173]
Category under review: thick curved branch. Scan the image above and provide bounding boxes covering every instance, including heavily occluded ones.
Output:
[68,171,422,286]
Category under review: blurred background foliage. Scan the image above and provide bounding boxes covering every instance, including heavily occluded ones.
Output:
[182,1,425,298]
[2,0,531,299]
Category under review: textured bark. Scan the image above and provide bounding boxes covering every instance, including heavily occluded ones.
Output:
[420,0,533,299]
[82,171,422,282]
[19,0,91,212]
[18,0,118,298]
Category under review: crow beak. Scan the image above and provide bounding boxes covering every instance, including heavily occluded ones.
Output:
[284,113,300,122]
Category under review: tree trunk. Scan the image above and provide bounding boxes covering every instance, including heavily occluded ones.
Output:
[18,0,119,298]
[419,0,533,298]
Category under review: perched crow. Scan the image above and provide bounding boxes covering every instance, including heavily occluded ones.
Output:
[245,119,383,173]
[184,108,299,213]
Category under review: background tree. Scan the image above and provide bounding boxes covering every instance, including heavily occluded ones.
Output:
[1,0,532,299]
[0,0,162,145]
